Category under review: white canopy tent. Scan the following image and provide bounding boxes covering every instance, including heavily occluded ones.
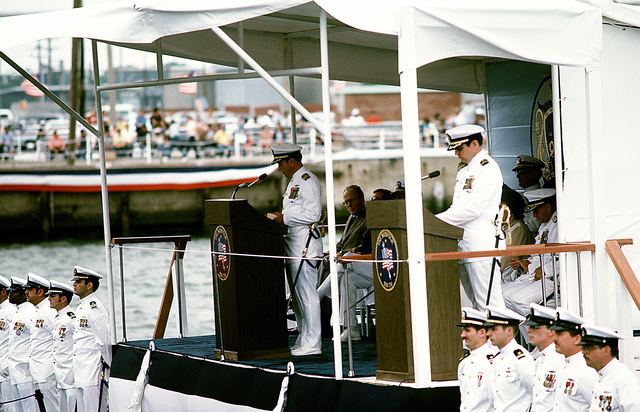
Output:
[1,0,638,387]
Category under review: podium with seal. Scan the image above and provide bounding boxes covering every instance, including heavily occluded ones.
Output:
[367,199,464,382]
[205,199,290,360]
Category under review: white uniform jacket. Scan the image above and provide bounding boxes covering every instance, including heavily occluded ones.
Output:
[531,343,565,412]
[490,338,535,412]
[73,293,111,387]
[53,308,76,389]
[29,299,57,383]
[8,301,36,384]
[553,351,598,411]
[437,149,503,261]
[0,299,15,379]
[588,359,640,412]
[458,342,496,412]
[526,212,558,279]
[282,166,323,257]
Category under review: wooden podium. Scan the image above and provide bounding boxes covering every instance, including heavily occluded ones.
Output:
[205,199,290,360]
[367,199,464,382]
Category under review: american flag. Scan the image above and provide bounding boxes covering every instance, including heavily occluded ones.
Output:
[381,247,394,271]
[217,243,227,265]
[178,71,197,95]
[21,77,44,98]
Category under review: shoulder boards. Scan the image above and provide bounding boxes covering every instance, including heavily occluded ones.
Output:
[68,312,76,319]
[90,301,97,309]
[552,215,557,223]
[480,159,489,166]
[459,350,470,362]
[301,173,310,181]
[486,353,495,362]
[514,348,525,359]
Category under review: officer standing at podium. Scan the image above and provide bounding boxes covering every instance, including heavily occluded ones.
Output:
[436,125,504,310]
[269,144,323,356]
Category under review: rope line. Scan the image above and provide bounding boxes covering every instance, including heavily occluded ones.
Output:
[112,244,408,264]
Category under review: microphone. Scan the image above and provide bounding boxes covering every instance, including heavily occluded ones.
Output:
[245,173,268,188]
[232,173,268,199]
[421,170,440,180]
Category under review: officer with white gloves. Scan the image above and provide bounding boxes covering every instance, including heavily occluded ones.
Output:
[7,276,37,412]
[503,189,558,319]
[484,305,535,411]
[579,324,640,412]
[457,307,496,412]
[26,272,60,412]
[0,276,14,409]
[72,267,111,412]
[436,125,505,310]
[47,280,77,412]
[268,144,323,356]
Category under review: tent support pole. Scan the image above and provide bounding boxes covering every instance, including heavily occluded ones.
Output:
[318,10,343,380]
[399,7,432,388]
[91,40,117,345]
[550,65,570,312]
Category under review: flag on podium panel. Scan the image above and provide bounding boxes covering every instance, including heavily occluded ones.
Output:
[178,71,197,95]
[21,77,44,97]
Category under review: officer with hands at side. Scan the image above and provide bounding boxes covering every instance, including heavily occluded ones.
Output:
[72,266,111,412]
[524,303,565,412]
[484,305,535,412]
[47,280,77,412]
[579,324,640,412]
[548,308,598,412]
[26,272,60,412]
[7,276,37,412]
[267,144,323,356]
[457,307,496,412]
[0,276,14,409]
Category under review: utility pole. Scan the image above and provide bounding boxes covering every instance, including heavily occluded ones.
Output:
[68,0,84,164]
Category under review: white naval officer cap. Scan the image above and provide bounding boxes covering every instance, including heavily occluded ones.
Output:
[0,275,10,289]
[445,124,484,151]
[457,307,487,328]
[8,276,28,291]
[46,279,75,296]
[26,272,50,290]
[523,188,556,212]
[71,266,103,281]
[578,324,623,347]
[484,305,525,327]
[271,143,303,164]
[523,303,556,327]
[549,307,584,332]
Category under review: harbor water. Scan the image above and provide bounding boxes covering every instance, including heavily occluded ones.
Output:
[3,237,216,342]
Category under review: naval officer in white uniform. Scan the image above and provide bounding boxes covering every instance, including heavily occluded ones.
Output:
[484,306,535,412]
[72,267,111,412]
[0,276,14,409]
[48,280,77,412]
[26,272,59,412]
[524,303,565,412]
[579,324,640,412]
[512,155,545,236]
[268,144,323,356]
[8,276,37,412]
[503,189,558,319]
[457,307,496,412]
[436,125,504,310]
[549,308,597,412]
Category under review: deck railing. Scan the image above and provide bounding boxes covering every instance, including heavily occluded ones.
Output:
[111,235,191,342]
